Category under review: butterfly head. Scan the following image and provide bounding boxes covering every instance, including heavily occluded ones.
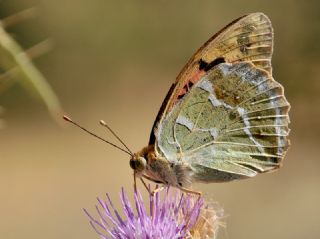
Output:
[130,155,147,173]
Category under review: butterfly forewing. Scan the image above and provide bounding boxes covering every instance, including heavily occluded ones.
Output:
[149,13,274,145]
[200,12,274,73]
[156,62,290,182]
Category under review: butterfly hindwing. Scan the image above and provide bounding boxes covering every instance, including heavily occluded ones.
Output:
[156,62,290,182]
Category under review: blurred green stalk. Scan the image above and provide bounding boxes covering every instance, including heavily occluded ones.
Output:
[0,7,63,123]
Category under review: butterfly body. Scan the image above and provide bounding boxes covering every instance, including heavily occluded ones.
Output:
[129,12,290,190]
[132,145,194,188]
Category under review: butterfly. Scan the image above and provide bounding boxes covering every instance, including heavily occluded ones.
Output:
[64,12,290,195]
[127,12,290,194]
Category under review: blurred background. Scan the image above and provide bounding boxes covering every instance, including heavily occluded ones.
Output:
[0,0,319,238]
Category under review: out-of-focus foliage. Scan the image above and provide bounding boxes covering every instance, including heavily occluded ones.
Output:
[0,7,62,123]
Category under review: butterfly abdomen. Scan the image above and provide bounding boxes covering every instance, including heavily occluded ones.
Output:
[145,155,193,188]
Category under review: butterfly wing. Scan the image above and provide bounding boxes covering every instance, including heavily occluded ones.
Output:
[149,12,274,144]
[155,62,290,181]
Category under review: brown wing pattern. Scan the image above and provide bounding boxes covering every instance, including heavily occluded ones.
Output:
[149,13,274,145]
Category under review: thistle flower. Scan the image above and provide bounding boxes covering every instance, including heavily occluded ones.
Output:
[85,187,223,239]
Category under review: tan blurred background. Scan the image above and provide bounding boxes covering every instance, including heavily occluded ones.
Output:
[0,0,319,238]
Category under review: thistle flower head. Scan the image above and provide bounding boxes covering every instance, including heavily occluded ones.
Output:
[85,187,223,239]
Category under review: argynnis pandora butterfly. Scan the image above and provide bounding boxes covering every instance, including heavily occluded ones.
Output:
[129,12,290,194]
[65,13,290,195]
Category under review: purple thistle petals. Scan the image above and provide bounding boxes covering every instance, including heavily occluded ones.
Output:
[106,194,126,229]
[83,208,112,238]
[83,208,104,230]
[119,189,136,233]
[149,189,153,218]
[89,220,108,239]
[99,198,129,239]
[187,198,203,228]
[175,193,184,217]
[97,198,124,235]
[133,191,145,229]
[159,192,167,226]
[152,188,161,226]
[120,188,135,221]
[85,186,205,239]
[95,200,111,228]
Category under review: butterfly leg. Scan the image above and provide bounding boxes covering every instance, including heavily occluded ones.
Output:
[142,174,164,184]
[151,185,166,197]
[177,186,202,196]
[141,174,167,196]
[133,172,137,192]
[141,174,167,218]
[139,177,151,194]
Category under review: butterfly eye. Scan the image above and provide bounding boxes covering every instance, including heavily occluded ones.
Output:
[136,157,147,171]
[129,158,137,170]
[129,157,146,171]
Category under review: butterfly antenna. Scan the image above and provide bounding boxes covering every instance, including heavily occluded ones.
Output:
[99,120,134,156]
[63,115,133,156]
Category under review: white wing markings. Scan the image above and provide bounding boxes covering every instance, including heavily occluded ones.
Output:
[176,115,194,131]
[197,74,266,154]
